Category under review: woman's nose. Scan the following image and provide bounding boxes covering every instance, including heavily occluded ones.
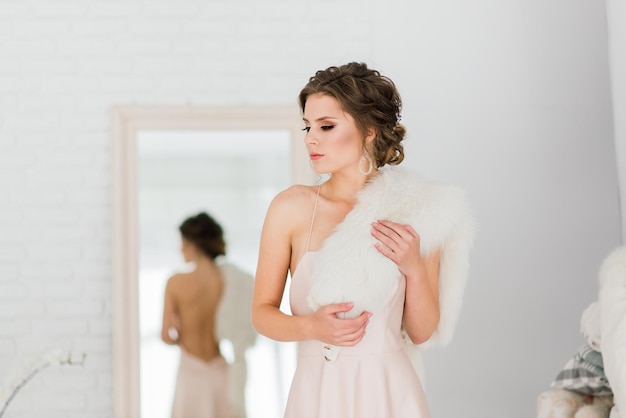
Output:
[305,132,317,145]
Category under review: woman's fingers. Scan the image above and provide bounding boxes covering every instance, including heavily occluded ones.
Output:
[371,222,405,259]
[401,223,419,238]
[371,220,424,276]
[374,220,419,240]
[372,221,420,253]
[371,221,400,243]
[335,328,367,346]
[334,315,369,346]
[326,302,355,315]
[317,306,371,346]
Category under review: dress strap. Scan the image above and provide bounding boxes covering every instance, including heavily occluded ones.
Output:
[304,185,322,253]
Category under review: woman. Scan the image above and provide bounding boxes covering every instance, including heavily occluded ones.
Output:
[251,62,474,418]
[161,212,232,418]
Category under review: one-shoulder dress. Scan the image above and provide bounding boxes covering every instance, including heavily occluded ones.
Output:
[284,186,431,418]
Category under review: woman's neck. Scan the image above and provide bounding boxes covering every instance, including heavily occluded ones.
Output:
[323,169,378,204]
[193,255,216,272]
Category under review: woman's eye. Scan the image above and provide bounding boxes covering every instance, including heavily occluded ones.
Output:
[321,125,334,131]
[302,127,311,132]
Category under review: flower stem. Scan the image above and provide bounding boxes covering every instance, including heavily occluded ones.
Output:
[0,354,86,418]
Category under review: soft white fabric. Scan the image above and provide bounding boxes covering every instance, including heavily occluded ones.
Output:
[599,246,626,415]
[307,166,475,352]
[581,301,602,352]
[216,261,257,418]
[610,407,621,418]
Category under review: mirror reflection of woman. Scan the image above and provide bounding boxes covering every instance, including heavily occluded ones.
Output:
[161,212,231,418]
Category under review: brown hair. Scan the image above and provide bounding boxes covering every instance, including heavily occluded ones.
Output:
[298,62,405,168]
[179,212,226,260]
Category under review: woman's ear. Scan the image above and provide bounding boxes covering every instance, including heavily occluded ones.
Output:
[365,127,376,145]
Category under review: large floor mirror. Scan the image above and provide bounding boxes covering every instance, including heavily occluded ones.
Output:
[111,106,312,418]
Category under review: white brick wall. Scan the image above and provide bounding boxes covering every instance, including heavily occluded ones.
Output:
[0,0,373,416]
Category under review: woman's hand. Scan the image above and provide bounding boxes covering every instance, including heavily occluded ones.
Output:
[310,302,371,346]
[372,219,441,344]
[370,220,425,277]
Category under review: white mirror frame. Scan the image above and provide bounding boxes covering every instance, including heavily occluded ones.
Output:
[110,105,308,418]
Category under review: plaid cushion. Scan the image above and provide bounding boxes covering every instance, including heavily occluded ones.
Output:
[551,343,612,396]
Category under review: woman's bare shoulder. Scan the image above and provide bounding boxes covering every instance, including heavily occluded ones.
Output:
[269,184,319,213]
[165,272,191,289]
[262,184,320,242]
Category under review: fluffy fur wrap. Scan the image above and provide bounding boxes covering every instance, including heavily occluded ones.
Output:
[599,245,626,416]
[307,165,475,348]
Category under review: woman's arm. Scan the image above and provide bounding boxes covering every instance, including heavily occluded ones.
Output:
[402,250,440,344]
[251,190,308,341]
[251,188,370,346]
[161,277,180,345]
[371,220,440,344]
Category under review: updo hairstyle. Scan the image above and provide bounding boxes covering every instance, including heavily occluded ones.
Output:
[298,62,406,168]
[179,212,226,260]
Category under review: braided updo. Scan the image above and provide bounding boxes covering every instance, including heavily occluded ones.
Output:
[179,212,226,260]
[298,62,405,168]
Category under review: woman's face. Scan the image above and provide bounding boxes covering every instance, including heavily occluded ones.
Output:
[302,93,369,175]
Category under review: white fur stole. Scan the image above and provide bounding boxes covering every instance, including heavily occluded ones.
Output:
[599,245,626,415]
[216,261,257,418]
[307,165,475,348]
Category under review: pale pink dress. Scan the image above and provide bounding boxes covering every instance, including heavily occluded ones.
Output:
[171,350,232,418]
[284,187,431,418]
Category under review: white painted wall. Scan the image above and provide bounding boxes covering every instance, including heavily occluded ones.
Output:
[606,0,626,241]
[0,0,621,417]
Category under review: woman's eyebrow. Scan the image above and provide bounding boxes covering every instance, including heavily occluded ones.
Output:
[302,116,339,123]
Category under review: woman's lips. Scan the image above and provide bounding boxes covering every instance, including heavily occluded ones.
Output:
[310,154,323,160]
